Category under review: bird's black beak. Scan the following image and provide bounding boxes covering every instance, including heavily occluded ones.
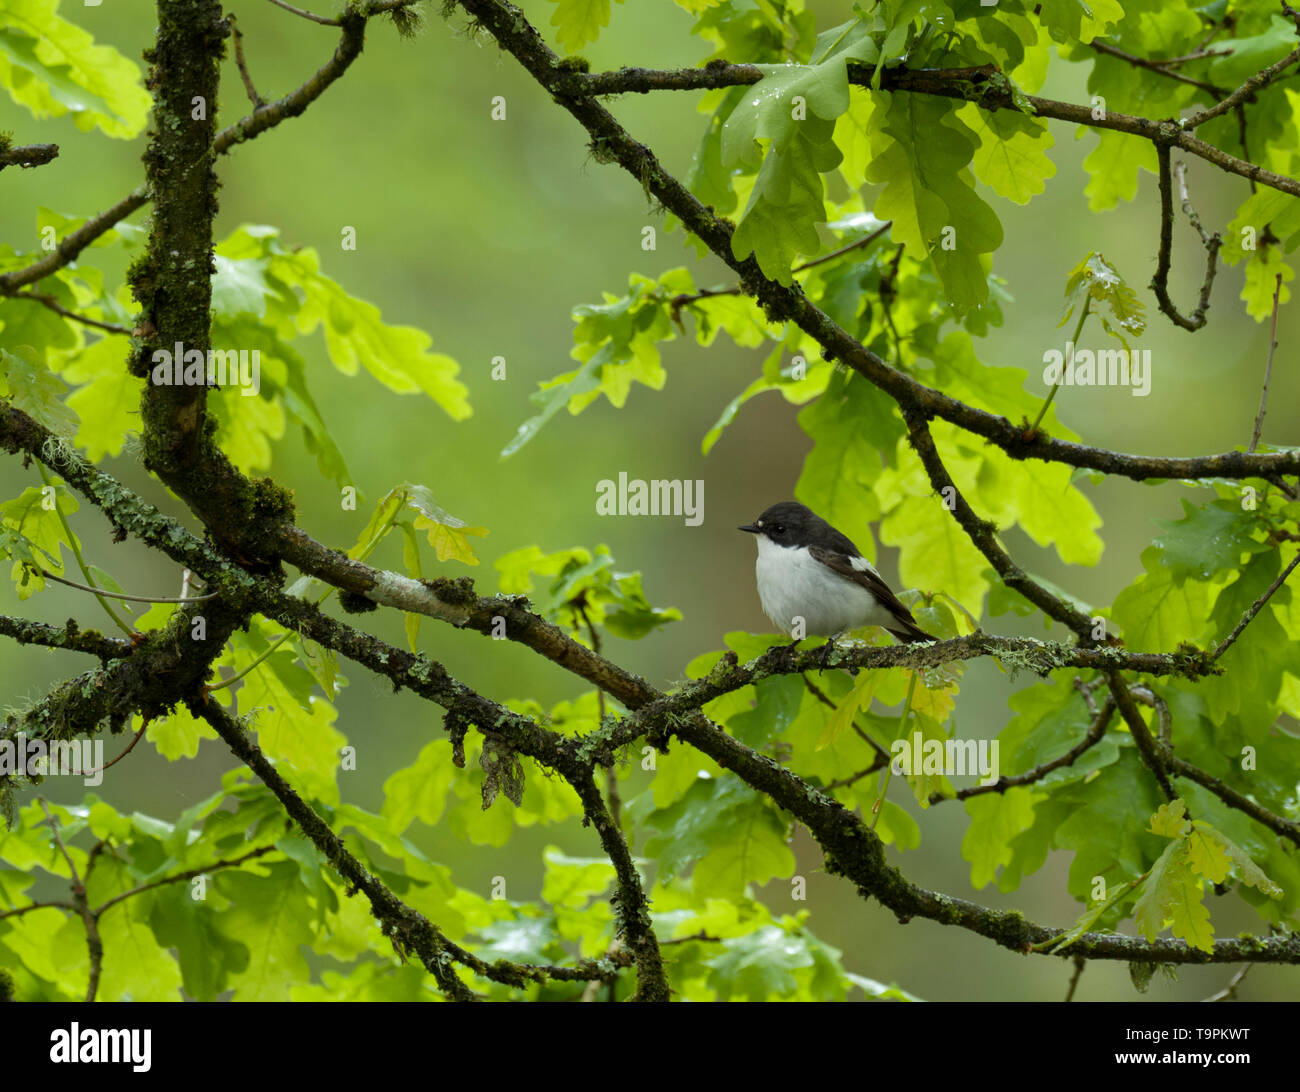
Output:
[738,523,760,534]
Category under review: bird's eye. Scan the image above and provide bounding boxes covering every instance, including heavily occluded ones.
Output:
[773,524,785,534]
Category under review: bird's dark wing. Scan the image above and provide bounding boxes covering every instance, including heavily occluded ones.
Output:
[809,546,934,643]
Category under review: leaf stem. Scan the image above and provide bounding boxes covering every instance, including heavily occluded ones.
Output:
[1029,298,1090,435]
[37,465,134,636]
[870,671,918,831]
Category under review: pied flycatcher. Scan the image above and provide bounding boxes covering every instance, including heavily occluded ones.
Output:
[739,501,934,644]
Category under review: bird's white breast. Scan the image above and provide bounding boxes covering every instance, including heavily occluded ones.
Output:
[753,538,892,637]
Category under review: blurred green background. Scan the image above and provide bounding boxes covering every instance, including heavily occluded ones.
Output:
[1,0,1296,1000]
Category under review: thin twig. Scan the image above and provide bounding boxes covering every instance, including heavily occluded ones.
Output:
[669,222,891,319]
[1212,551,1300,660]
[578,604,621,830]
[1185,45,1300,128]
[11,290,132,336]
[38,799,101,1002]
[1201,964,1250,1002]
[1107,674,1177,801]
[1250,273,1282,452]
[0,899,77,921]
[931,696,1116,804]
[266,0,339,24]
[1129,686,1173,746]
[36,465,135,636]
[34,567,219,605]
[37,798,81,884]
[1090,40,1227,96]
[84,719,150,778]
[1064,955,1087,1001]
[228,14,265,108]
[802,673,891,764]
[94,843,277,916]
[1171,749,1300,847]
[1151,143,1221,330]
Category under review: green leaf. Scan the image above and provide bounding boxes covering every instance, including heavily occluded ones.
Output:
[962,787,1040,890]
[62,338,140,461]
[547,0,624,52]
[1112,547,1214,649]
[541,846,616,909]
[228,636,347,806]
[646,778,794,897]
[269,240,470,421]
[216,863,317,1000]
[880,490,989,618]
[1152,499,1267,583]
[1202,548,1295,725]
[962,104,1057,205]
[1193,824,1283,899]
[405,484,487,566]
[866,94,1003,311]
[819,668,883,749]
[0,346,78,436]
[1037,0,1124,45]
[721,43,865,283]
[1147,798,1191,839]
[381,739,458,833]
[1133,837,1214,953]
[1083,131,1157,213]
[1061,252,1146,346]
[0,0,150,138]
[795,370,900,551]
[504,271,691,455]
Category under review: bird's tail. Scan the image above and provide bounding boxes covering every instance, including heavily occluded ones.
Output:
[887,614,935,643]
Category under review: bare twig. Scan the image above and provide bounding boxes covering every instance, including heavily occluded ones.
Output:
[0,142,58,171]
[1090,40,1228,96]
[932,696,1116,804]
[1212,551,1300,660]
[34,567,219,604]
[670,222,891,319]
[1129,686,1173,746]
[1250,273,1283,452]
[1185,46,1300,128]
[94,843,277,916]
[1169,750,1300,846]
[1152,144,1221,330]
[569,59,1300,199]
[1107,674,1177,801]
[1064,955,1087,1001]
[266,0,340,24]
[228,14,266,108]
[9,291,132,336]
[38,799,102,1002]
[84,719,150,779]
[1201,964,1251,1002]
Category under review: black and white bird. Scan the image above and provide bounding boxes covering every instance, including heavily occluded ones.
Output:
[739,501,934,645]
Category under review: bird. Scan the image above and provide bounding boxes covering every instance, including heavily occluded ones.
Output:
[738,501,934,652]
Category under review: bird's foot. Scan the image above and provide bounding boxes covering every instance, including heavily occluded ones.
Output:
[819,636,836,671]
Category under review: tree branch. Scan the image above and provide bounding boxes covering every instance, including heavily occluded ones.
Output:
[1152,144,1221,330]
[1250,273,1283,452]
[448,6,1300,487]
[1212,550,1300,660]
[0,141,58,171]
[931,695,1116,804]
[570,59,1300,199]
